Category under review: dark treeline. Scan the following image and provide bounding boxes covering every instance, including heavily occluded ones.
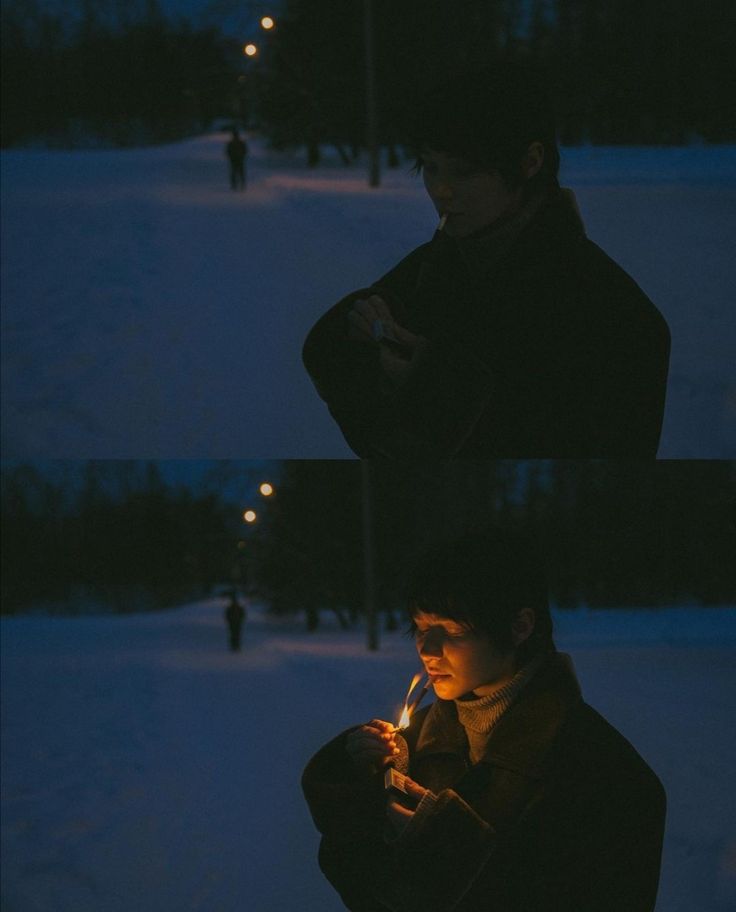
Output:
[254,461,736,626]
[3,460,735,621]
[1,0,235,147]
[3,1,734,152]
[258,0,735,163]
[1,461,237,613]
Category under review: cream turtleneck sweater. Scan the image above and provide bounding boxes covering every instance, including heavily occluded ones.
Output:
[454,651,548,764]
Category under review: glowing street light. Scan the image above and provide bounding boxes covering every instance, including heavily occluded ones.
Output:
[260,16,275,30]
[259,482,274,497]
[243,509,257,523]
[243,43,258,57]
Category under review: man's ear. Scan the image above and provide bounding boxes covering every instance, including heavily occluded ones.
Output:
[522,141,545,180]
[511,607,536,646]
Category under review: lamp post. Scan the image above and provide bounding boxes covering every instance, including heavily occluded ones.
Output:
[362,461,379,650]
[237,480,275,591]
[363,0,380,187]
[238,11,276,127]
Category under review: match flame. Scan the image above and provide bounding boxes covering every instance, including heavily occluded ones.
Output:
[397,672,423,730]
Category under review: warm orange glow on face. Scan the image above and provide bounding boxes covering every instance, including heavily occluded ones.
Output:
[244,43,258,57]
[243,510,257,523]
[260,16,275,29]
[397,672,423,730]
[259,482,274,497]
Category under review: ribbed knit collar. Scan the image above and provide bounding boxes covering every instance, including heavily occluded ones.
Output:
[454,651,548,735]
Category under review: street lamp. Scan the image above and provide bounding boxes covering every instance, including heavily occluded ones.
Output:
[244,12,275,56]
[238,12,277,126]
[243,482,275,522]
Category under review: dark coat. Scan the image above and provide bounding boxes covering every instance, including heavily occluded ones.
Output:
[225,601,245,629]
[302,189,670,457]
[226,136,247,163]
[302,654,666,912]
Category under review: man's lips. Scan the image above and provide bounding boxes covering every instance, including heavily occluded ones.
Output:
[426,669,451,679]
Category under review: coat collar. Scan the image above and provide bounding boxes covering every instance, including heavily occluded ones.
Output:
[412,652,582,779]
[426,186,586,292]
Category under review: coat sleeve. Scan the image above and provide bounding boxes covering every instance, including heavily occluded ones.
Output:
[302,245,496,457]
[543,767,667,912]
[531,239,671,457]
[382,787,499,911]
[501,722,667,912]
[301,284,392,456]
[301,728,388,842]
[303,743,500,912]
[301,246,421,457]
[302,729,398,911]
[376,769,665,912]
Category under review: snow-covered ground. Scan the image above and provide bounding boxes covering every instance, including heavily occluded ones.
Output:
[2,599,735,911]
[1,135,735,458]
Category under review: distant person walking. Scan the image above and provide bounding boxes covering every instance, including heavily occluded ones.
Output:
[224,591,247,651]
[226,129,248,190]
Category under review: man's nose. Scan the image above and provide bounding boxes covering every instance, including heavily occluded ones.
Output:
[418,632,443,657]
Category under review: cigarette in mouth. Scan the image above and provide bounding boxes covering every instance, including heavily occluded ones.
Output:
[408,681,431,716]
[438,213,448,231]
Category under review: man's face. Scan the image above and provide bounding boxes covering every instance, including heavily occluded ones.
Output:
[421,148,522,238]
[413,611,516,700]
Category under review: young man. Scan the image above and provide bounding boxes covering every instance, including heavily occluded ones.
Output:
[302,530,666,911]
[302,64,670,457]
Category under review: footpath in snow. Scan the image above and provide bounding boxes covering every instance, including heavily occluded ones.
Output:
[2,599,736,911]
[2,136,735,458]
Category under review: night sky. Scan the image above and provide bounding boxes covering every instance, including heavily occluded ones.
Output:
[33,0,286,37]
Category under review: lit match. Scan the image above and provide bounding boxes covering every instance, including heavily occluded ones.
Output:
[383,672,430,799]
[392,671,430,732]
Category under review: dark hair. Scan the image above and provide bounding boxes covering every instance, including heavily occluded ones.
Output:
[405,528,554,668]
[408,62,560,196]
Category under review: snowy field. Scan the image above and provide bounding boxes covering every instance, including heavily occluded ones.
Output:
[1,135,735,459]
[2,599,735,912]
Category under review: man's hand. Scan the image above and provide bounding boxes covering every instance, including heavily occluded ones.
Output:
[345,718,400,774]
[378,325,429,388]
[386,776,429,836]
[347,295,399,344]
[347,295,428,388]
